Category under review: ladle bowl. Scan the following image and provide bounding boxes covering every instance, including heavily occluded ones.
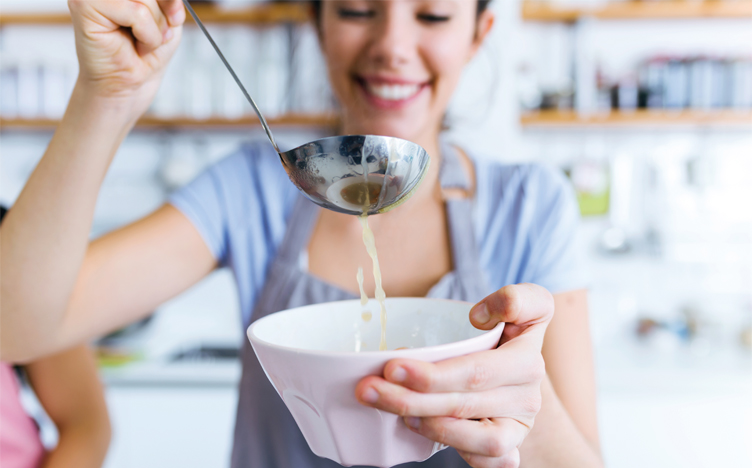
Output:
[280,135,430,215]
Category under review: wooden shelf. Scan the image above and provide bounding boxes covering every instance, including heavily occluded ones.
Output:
[522,1,752,22]
[0,114,337,130]
[6,111,749,130]
[183,2,309,24]
[523,2,582,22]
[8,1,748,25]
[521,109,752,127]
[0,2,310,26]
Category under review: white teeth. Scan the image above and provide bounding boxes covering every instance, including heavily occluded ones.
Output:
[366,83,421,101]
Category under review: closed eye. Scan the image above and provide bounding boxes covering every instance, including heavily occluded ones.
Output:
[417,13,451,23]
[338,8,376,19]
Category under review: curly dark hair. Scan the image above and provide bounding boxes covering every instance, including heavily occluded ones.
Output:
[309,1,492,25]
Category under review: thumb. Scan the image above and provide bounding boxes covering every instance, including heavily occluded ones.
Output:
[469,283,554,341]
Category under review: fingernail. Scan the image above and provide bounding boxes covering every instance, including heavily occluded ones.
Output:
[471,303,490,325]
[163,27,174,42]
[390,366,407,383]
[405,417,421,430]
[361,387,379,404]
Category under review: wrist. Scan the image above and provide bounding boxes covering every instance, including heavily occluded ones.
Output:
[68,81,141,124]
[66,78,149,129]
[52,80,143,166]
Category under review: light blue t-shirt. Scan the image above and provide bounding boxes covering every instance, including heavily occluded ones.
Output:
[169,140,585,325]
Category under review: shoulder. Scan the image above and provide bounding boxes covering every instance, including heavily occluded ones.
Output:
[209,139,290,190]
[469,155,585,293]
[168,139,299,262]
[474,157,572,204]
[472,157,576,228]
[202,139,298,213]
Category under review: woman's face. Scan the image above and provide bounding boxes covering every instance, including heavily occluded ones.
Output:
[319,0,493,143]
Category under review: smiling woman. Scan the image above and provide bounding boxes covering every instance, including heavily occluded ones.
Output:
[0,1,602,468]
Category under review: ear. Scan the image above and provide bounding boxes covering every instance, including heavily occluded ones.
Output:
[468,8,495,62]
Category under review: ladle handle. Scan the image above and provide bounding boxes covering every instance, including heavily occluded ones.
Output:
[181,0,281,154]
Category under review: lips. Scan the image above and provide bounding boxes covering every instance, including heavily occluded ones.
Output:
[364,82,422,101]
[356,76,429,108]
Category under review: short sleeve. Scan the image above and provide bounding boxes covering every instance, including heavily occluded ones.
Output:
[525,166,587,294]
[167,141,298,323]
[168,155,236,264]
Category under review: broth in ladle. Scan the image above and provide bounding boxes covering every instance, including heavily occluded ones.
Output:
[341,181,383,207]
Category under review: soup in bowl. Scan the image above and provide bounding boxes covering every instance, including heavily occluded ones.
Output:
[247,297,504,467]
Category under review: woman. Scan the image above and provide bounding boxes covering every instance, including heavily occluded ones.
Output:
[0,1,602,467]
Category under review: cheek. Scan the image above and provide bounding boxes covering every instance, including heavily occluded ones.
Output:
[321,36,347,73]
[425,36,473,100]
[320,28,365,93]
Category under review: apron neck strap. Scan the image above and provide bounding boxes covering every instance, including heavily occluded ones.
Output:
[438,136,471,192]
[437,137,483,279]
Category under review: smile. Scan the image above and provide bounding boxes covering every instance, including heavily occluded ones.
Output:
[365,82,422,101]
[356,77,429,109]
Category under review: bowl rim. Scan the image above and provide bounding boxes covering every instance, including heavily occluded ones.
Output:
[247,297,504,357]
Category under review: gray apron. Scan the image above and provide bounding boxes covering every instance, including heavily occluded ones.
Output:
[231,141,491,468]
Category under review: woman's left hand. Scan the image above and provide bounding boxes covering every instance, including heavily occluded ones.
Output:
[355,283,554,468]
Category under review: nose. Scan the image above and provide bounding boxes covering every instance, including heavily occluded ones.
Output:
[367,3,418,69]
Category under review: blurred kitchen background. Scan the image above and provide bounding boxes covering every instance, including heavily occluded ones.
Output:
[1,0,750,467]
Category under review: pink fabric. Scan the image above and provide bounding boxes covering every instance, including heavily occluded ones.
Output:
[0,362,45,468]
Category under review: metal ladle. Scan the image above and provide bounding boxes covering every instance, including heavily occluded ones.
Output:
[182,0,430,215]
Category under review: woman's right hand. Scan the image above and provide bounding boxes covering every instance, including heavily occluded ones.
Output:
[68,0,185,119]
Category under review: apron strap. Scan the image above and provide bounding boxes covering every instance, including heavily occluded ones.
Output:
[439,138,485,280]
[438,136,471,192]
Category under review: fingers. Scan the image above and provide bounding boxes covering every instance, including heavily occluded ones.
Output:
[134,0,168,30]
[470,283,554,351]
[70,0,176,55]
[405,417,526,461]
[470,283,554,331]
[158,0,186,27]
[356,376,541,421]
[459,448,521,468]
[129,0,173,53]
[382,345,545,393]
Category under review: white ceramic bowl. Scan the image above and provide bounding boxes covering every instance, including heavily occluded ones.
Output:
[248,298,504,468]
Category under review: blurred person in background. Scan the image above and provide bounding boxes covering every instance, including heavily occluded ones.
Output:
[0,206,111,468]
[0,1,601,467]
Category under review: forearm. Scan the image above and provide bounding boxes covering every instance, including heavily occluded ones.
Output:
[519,376,603,468]
[41,422,111,468]
[0,82,137,361]
[27,345,112,467]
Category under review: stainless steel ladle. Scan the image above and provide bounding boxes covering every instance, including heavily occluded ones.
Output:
[182,0,430,215]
